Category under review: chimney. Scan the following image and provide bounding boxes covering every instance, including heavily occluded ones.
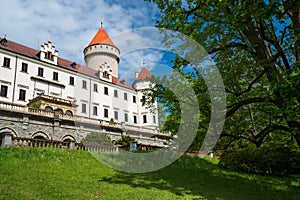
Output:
[135,72,139,78]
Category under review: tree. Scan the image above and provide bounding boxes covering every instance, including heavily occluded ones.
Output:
[146,0,300,149]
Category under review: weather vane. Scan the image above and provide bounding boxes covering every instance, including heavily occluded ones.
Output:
[101,16,103,28]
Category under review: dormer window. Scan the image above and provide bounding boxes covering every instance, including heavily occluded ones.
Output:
[103,71,109,79]
[0,38,7,46]
[98,63,112,82]
[45,51,54,61]
[40,41,58,65]
[70,62,76,69]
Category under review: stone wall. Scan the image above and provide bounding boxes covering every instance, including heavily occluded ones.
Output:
[0,108,169,147]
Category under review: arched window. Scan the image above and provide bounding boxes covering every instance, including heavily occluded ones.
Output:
[65,110,73,116]
[54,108,63,115]
[33,135,47,140]
[45,106,53,112]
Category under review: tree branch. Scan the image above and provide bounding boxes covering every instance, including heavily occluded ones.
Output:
[226,97,265,118]
[232,69,266,97]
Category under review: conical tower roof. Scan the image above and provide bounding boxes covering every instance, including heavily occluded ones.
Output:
[88,27,115,47]
[136,67,152,81]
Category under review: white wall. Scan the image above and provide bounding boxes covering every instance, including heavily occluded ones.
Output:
[0,47,158,128]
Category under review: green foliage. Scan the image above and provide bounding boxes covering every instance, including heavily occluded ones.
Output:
[109,118,116,125]
[146,0,300,149]
[116,135,134,146]
[219,145,300,176]
[31,102,39,109]
[81,132,112,145]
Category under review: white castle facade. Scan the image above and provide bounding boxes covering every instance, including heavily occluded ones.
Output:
[0,26,158,128]
[0,26,168,147]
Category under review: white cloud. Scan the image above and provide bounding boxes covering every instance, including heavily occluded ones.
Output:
[0,0,164,82]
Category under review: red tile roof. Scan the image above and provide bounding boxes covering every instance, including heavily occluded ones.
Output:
[88,27,115,47]
[135,67,152,81]
[0,38,134,90]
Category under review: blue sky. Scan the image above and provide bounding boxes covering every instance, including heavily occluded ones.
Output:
[0,0,171,82]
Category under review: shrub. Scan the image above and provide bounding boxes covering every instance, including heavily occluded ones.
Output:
[218,145,300,176]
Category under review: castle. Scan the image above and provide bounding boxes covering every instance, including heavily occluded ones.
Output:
[0,25,170,148]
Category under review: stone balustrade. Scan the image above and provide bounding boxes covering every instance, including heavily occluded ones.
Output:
[11,137,84,150]
[0,102,172,147]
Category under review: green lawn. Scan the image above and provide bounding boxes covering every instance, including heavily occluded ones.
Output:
[0,147,299,200]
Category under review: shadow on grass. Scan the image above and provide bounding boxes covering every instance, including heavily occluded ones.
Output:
[98,155,300,200]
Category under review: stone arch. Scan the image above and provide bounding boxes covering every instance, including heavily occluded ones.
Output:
[45,106,53,112]
[0,127,18,137]
[54,108,63,114]
[0,127,17,145]
[32,131,50,140]
[61,135,77,143]
[65,110,73,116]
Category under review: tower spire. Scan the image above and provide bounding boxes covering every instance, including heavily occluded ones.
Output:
[100,16,103,28]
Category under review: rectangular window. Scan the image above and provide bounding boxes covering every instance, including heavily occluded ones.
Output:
[94,84,98,92]
[104,87,108,95]
[93,106,98,116]
[82,103,86,113]
[124,93,128,100]
[82,80,87,89]
[0,85,8,97]
[3,57,10,68]
[104,108,108,118]
[69,76,74,85]
[143,115,147,123]
[21,63,28,72]
[114,90,118,98]
[19,89,26,101]
[153,115,156,123]
[133,115,137,124]
[53,72,58,81]
[114,111,118,120]
[124,113,128,122]
[133,95,136,103]
[38,67,44,77]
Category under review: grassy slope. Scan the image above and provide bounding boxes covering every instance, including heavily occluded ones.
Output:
[0,148,299,200]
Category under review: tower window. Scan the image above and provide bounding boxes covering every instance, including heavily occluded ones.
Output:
[69,76,74,85]
[53,72,58,81]
[19,89,26,101]
[104,87,108,95]
[0,85,8,97]
[38,67,44,77]
[21,63,28,72]
[82,80,87,89]
[3,57,10,68]
[153,115,156,123]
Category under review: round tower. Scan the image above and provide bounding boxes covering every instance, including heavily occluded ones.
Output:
[84,26,120,78]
